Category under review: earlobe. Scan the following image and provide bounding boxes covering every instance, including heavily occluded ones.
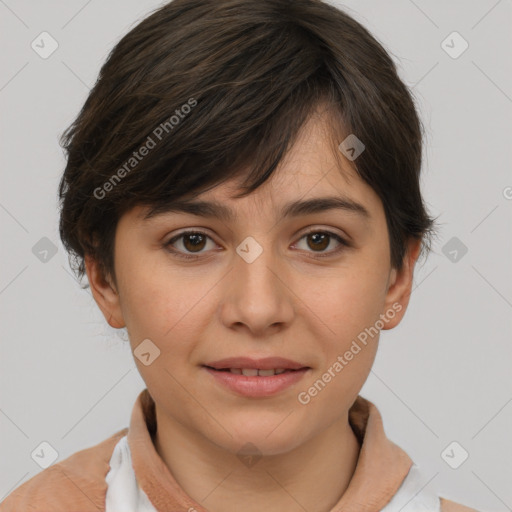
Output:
[381,239,422,330]
[84,255,125,329]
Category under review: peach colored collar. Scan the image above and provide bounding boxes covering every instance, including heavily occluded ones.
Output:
[127,389,413,511]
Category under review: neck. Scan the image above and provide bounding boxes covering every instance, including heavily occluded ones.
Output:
[154,410,361,512]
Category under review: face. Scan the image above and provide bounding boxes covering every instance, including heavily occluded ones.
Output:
[86,109,420,457]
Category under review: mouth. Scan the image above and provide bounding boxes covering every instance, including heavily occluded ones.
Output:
[201,358,311,398]
[203,367,304,376]
[204,356,308,372]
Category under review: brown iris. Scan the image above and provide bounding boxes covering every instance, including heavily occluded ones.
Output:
[306,232,330,251]
[182,233,207,252]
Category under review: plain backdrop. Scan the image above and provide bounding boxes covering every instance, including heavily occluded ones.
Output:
[1,1,511,510]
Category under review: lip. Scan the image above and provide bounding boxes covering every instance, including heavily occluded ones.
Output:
[203,367,310,398]
[204,356,307,371]
[202,357,310,398]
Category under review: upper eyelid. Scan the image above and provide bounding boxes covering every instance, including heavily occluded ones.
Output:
[167,229,217,245]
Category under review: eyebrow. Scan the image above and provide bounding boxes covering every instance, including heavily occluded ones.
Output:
[142,196,371,223]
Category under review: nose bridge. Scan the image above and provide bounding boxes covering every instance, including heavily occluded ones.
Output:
[235,234,282,300]
[221,234,294,333]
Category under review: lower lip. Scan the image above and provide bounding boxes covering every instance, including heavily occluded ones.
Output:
[203,367,310,398]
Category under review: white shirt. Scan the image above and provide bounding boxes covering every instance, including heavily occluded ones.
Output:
[105,435,157,512]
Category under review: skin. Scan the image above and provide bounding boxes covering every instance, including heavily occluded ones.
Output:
[86,107,421,512]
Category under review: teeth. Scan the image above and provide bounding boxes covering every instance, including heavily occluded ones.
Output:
[227,368,290,376]
[258,369,276,377]
[241,368,259,376]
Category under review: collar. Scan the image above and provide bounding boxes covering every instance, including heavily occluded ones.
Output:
[127,388,413,511]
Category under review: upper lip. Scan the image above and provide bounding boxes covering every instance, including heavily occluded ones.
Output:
[204,357,308,370]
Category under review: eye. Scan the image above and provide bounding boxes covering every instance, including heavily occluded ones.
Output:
[165,231,217,260]
[293,229,349,257]
[164,228,349,261]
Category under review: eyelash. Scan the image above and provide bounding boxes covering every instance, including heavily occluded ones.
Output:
[164,229,349,261]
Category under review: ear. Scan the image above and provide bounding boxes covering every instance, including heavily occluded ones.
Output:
[381,238,422,330]
[84,255,125,329]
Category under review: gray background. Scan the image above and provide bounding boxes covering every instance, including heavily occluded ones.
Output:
[1,1,511,510]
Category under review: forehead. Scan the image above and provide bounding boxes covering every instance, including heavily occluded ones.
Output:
[132,108,383,223]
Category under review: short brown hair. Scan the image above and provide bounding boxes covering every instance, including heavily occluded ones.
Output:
[58,0,435,288]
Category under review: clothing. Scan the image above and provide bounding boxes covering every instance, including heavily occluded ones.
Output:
[0,389,478,512]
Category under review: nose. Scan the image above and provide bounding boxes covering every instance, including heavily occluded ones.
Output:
[218,244,295,337]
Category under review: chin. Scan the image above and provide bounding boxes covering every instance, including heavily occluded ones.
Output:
[210,415,307,457]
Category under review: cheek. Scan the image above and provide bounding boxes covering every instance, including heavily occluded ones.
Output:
[114,251,174,341]
[301,261,389,341]
[117,257,216,361]
[311,277,382,381]
[294,271,385,425]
